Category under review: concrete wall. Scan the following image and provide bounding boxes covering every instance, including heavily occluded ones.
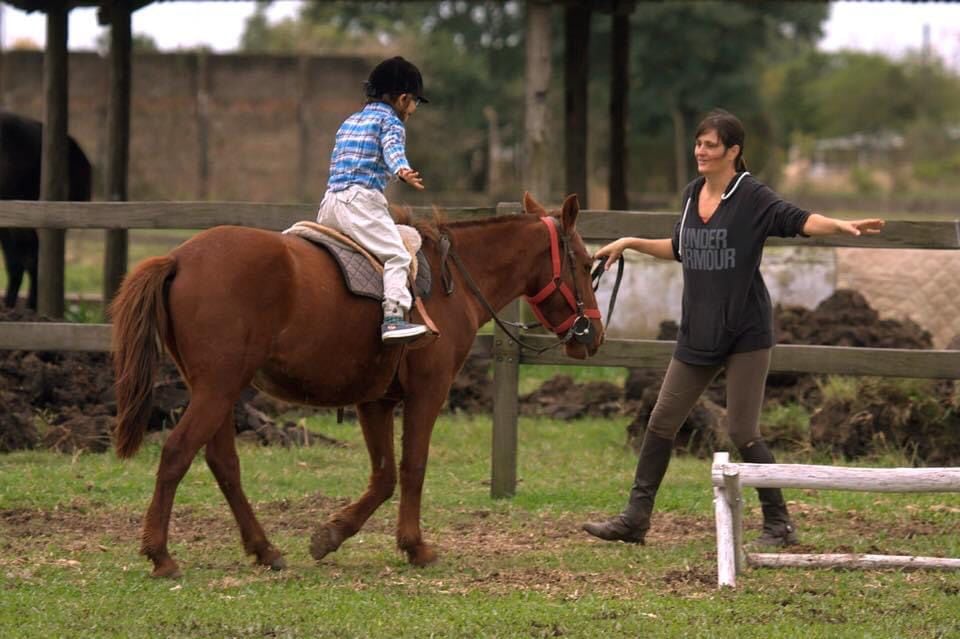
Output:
[0,50,371,203]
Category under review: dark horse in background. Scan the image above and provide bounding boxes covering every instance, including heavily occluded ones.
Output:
[0,111,92,310]
[110,193,604,578]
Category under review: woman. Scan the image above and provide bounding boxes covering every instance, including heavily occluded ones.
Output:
[583,109,884,547]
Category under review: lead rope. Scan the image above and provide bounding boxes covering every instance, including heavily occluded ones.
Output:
[591,255,625,327]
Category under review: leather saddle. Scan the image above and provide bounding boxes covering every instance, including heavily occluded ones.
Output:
[282,221,439,339]
[284,221,431,301]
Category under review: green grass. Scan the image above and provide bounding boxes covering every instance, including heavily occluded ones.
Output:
[2,414,959,638]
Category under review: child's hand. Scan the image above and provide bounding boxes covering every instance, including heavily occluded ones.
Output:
[398,168,425,191]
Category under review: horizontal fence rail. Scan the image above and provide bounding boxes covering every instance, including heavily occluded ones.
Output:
[0,201,498,231]
[2,328,959,380]
[1,200,958,248]
[747,554,960,571]
[711,461,960,493]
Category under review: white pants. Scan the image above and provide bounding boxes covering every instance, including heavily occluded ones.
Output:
[317,185,412,314]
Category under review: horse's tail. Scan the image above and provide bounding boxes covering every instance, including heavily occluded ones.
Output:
[109,255,177,459]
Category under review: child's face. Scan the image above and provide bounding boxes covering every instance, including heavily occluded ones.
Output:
[391,94,419,121]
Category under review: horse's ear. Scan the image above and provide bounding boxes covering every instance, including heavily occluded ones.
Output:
[523,192,548,217]
[560,193,580,232]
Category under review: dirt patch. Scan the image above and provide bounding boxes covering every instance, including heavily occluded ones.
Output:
[0,497,711,598]
[3,492,952,599]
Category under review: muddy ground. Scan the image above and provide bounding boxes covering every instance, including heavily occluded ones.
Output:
[1,289,957,462]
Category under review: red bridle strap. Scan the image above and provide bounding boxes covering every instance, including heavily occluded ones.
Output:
[525,216,602,334]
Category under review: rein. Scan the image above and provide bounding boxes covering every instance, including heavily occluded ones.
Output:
[439,216,618,354]
[591,254,624,327]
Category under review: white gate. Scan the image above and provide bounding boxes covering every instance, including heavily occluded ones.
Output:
[711,452,960,588]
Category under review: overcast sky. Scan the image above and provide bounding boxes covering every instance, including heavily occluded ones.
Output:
[1,1,959,70]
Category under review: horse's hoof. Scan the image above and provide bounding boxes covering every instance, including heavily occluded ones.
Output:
[309,526,344,561]
[256,547,286,571]
[150,558,182,579]
[406,544,438,567]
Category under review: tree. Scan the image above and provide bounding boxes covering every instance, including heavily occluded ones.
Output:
[626,2,828,189]
[765,49,960,140]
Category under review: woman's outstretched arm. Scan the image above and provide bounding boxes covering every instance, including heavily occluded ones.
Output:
[802,214,885,237]
[594,237,676,270]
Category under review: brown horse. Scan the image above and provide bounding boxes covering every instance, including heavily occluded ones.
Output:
[111,193,604,578]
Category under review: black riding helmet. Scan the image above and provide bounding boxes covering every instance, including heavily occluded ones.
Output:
[364,56,429,104]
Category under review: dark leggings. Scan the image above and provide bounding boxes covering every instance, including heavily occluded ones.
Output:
[646,348,771,448]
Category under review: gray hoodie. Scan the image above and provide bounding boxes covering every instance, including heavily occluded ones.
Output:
[670,173,811,366]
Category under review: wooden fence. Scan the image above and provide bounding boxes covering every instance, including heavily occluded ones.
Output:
[1,200,959,497]
[711,452,960,588]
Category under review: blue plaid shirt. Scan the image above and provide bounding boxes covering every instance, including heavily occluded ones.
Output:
[327,102,411,193]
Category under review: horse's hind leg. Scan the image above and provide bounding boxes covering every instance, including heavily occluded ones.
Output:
[141,391,233,578]
[205,410,285,571]
[310,399,398,561]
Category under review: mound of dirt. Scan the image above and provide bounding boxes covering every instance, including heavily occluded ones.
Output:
[0,307,117,453]
[447,356,493,414]
[767,289,934,408]
[809,378,960,464]
[520,375,621,420]
[0,308,340,454]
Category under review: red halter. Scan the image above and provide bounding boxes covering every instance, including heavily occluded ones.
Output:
[525,216,602,336]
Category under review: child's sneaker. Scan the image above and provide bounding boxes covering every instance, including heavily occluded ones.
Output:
[381,316,430,344]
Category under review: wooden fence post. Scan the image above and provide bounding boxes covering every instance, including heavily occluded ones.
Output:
[491,201,521,498]
[608,1,632,210]
[102,1,132,305]
[564,0,590,207]
[713,452,740,588]
[195,52,210,200]
[38,1,69,319]
[524,0,552,202]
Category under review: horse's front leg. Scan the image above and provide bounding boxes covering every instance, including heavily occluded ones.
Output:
[397,392,446,566]
[310,399,398,561]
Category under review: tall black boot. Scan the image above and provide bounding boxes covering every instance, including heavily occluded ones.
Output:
[582,432,673,544]
[738,438,799,547]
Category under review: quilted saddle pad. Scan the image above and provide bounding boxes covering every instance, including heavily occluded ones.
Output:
[282,222,431,302]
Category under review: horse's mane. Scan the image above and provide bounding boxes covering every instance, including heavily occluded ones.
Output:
[390,204,442,243]
[391,205,557,247]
